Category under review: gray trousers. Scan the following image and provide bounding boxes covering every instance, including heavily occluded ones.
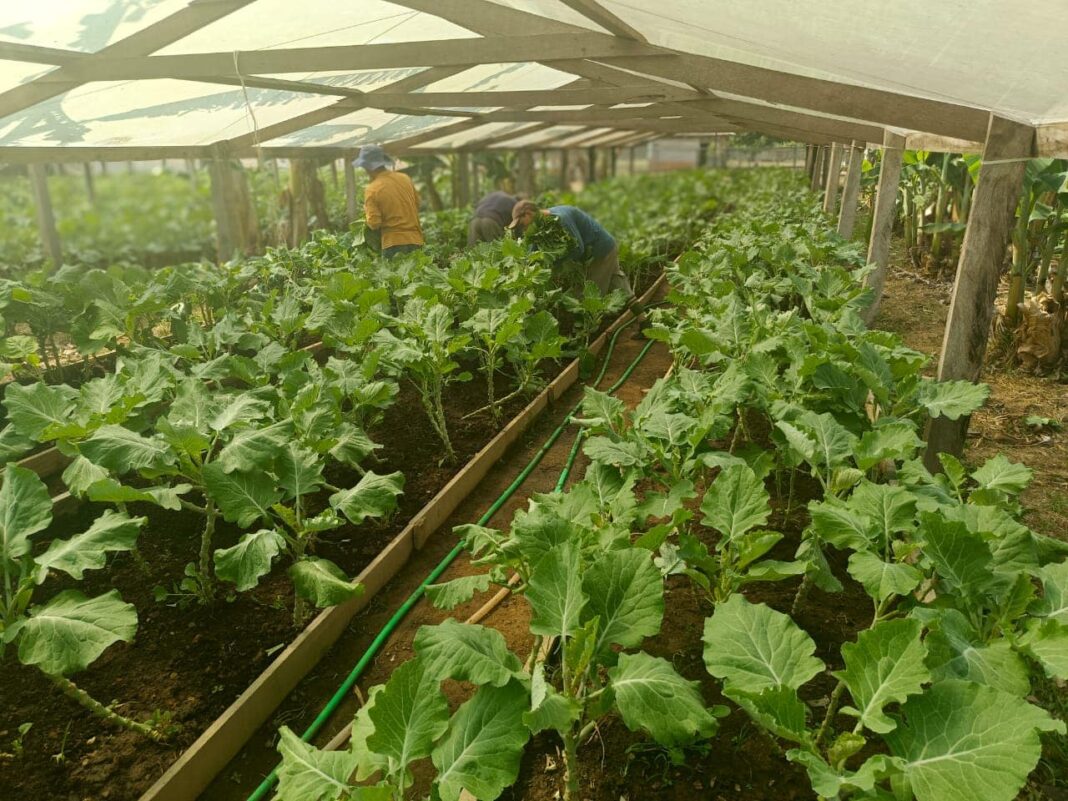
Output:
[587,245,632,297]
[467,216,505,246]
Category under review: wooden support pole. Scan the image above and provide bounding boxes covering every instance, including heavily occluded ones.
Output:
[28,163,62,267]
[810,145,824,192]
[82,162,96,205]
[516,149,535,196]
[454,152,470,208]
[586,146,597,184]
[804,144,815,179]
[344,155,357,223]
[209,159,237,261]
[862,131,906,324]
[837,141,865,238]
[923,115,1035,469]
[628,145,636,174]
[822,142,842,215]
[559,149,569,190]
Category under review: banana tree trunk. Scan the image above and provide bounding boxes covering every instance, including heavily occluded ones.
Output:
[930,153,951,265]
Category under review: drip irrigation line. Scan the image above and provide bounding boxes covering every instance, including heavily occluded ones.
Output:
[246,307,657,801]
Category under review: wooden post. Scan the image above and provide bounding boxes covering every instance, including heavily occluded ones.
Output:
[344,155,358,223]
[862,131,906,324]
[209,159,237,261]
[837,141,865,238]
[516,150,535,197]
[83,162,96,205]
[923,115,1035,468]
[609,147,618,177]
[330,159,339,188]
[28,163,62,267]
[586,146,597,185]
[559,149,569,190]
[809,146,824,192]
[822,143,842,215]
[454,152,470,208]
[628,146,636,175]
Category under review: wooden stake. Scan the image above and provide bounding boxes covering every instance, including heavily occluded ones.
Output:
[924,115,1034,468]
[516,149,535,196]
[28,163,62,267]
[83,162,96,205]
[837,141,864,238]
[862,131,905,324]
[810,145,825,192]
[344,155,357,223]
[822,142,842,215]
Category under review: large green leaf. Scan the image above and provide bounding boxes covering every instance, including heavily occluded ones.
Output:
[3,382,77,439]
[886,681,1064,801]
[1031,561,1068,624]
[850,481,917,547]
[214,529,286,592]
[425,573,493,610]
[0,425,34,462]
[609,652,719,746]
[834,618,929,734]
[79,424,176,472]
[0,463,52,562]
[583,436,645,468]
[277,443,324,501]
[582,547,664,653]
[971,454,1033,495]
[329,471,404,525]
[699,463,770,540]
[61,455,110,495]
[916,379,990,420]
[414,620,524,687]
[1019,619,1068,680]
[85,477,192,511]
[525,542,586,639]
[798,410,857,469]
[275,726,363,801]
[328,423,378,467]
[202,462,283,527]
[925,609,1031,696]
[366,658,449,783]
[702,594,824,693]
[729,686,810,745]
[786,752,899,799]
[854,422,922,470]
[217,421,292,474]
[290,557,362,608]
[920,513,994,597]
[846,551,922,603]
[210,394,271,432]
[5,589,136,676]
[431,680,530,801]
[36,511,145,579]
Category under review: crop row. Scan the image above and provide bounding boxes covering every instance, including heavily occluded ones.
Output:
[272,170,1068,801]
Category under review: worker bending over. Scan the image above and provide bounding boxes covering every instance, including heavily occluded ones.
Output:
[354,144,424,259]
[468,190,517,245]
[507,200,632,298]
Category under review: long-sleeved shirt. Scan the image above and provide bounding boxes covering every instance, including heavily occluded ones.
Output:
[364,171,424,249]
[548,205,616,263]
[473,191,517,227]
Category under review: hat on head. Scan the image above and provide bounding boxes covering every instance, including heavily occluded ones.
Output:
[353,144,393,172]
[507,199,540,229]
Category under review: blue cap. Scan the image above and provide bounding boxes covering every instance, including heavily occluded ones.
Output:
[353,144,393,172]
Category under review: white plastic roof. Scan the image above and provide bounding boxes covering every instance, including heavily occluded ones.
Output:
[0,0,1064,161]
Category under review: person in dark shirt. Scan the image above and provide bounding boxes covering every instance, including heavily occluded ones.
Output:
[507,199,633,298]
[468,190,517,245]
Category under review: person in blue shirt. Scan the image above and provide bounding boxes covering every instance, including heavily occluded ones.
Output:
[507,199,633,298]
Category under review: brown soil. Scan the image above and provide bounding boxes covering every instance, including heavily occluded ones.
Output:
[873,257,1068,541]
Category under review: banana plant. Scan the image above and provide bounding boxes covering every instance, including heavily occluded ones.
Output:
[0,465,167,739]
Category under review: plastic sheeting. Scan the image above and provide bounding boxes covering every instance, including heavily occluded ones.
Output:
[0,0,1064,156]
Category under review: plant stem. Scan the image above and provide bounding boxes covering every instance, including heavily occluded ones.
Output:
[814,680,846,749]
[198,501,217,604]
[48,673,164,741]
[562,728,580,801]
[784,469,797,525]
[791,573,813,618]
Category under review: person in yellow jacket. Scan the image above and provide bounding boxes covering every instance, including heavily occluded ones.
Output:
[354,144,424,259]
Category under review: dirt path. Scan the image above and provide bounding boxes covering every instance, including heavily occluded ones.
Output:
[873,258,1068,541]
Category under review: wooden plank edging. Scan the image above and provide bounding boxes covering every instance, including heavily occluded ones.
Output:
[136,273,665,801]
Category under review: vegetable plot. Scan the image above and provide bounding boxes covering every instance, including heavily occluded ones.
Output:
[276,169,1067,801]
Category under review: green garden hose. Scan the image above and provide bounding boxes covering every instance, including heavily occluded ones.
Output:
[246,314,654,801]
